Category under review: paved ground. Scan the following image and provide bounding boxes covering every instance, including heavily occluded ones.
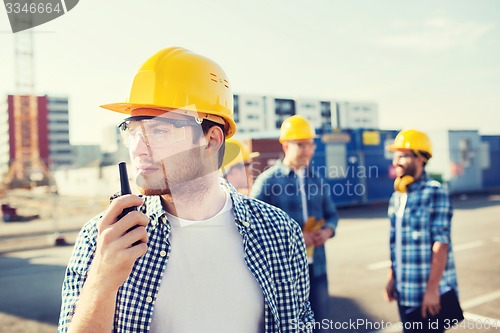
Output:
[326,193,500,333]
[0,191,108,253]
[0,192,499,332]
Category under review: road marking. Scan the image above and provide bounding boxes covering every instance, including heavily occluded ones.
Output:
[454,240,485,252]
[463,312,500,326]
[367,290,500,332]
[367,240,485,270]
[461,290,500,309]
[367,260,391,270]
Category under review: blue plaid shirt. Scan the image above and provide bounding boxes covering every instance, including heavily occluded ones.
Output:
[58,181,314,332]
[250,160,339,278]
[388,174,458,307]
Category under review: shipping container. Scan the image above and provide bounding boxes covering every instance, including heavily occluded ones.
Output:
[360,130,399,204]
[314,129,398,207]
[248,129,398,207]
[243,127,497,206]
[426,130,483,193]
[313,130,365,207]
[480,135,500,190]
[247,136,283,178]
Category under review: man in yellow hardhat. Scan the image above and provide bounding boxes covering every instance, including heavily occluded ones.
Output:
[385,129,461,333]
[251,115,339,330]
[221,138,259,195]
[58,47,314,333]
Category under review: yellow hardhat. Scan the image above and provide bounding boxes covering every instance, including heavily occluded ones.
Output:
[279,115,316,143]
[222,138,260,169]
[101,47,237,138]
[387,129,433,157]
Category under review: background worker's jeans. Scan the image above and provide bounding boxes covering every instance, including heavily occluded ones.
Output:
[309,265,330,332]
[398,304,445,333]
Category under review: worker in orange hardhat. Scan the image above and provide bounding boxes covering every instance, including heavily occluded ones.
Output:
[385,129,460,333]
[221,138,259,195]
[251,114,339,331]
[58,47,314,333]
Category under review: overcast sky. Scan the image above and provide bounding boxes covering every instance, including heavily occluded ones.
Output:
[1,0,499,144]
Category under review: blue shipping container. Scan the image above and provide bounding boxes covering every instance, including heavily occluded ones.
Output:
[481,135,500,190]
[312,129,398,207]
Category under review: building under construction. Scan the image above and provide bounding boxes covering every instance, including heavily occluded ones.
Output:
[0,95,73,189]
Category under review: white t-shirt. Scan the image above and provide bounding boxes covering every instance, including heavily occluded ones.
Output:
[297,168,313,264]
[150,193,265,333]
[395,192,407,293]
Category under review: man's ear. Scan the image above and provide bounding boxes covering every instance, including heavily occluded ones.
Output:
[206,126,224,151]
[282,142,289,153]
[416,155,427,170]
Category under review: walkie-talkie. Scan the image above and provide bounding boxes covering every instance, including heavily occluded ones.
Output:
[118,162,137,219]
[117,162,140,246]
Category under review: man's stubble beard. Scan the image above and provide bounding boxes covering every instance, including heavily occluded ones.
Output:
[397,161,418,179]
[135,146,216,201]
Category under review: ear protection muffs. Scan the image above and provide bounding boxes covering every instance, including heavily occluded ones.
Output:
[394,175,415,193]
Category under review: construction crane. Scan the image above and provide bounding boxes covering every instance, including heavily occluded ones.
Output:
[0,14,67,246]
[4,19,50,189]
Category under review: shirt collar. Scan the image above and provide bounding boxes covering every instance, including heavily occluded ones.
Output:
[276,159,309,177]
[220,178,253,229]
[141,179,253,230]
[407,172,429,192]
[141,195,167,230]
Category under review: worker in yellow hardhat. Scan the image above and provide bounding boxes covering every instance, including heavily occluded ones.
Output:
[385,129,460,332]
[221,138,259,195]
[387,129,433,193]
[58,47,313,333]
[251,114,339,328]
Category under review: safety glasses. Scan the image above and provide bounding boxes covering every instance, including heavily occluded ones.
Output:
[118,117,200,148]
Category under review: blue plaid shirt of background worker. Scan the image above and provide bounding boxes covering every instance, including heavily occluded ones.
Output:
[251,115,339,333]
[386,129,459,333]
[388,174,458,306]
[251,160,339,277]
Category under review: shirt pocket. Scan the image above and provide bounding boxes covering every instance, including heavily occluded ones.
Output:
[408,208,429,242]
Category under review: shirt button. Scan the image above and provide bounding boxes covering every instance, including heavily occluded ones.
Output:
[160,250,167,257]
[242,221,250,227]
[151,220,157,226]
[146,296,153,303]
